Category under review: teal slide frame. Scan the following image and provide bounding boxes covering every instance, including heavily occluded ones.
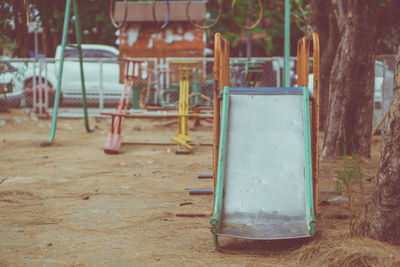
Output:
[302,86,316,235]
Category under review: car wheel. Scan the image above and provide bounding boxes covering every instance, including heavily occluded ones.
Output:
[24,78,59,108]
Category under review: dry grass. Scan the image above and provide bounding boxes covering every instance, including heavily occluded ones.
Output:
[291,237,400,267]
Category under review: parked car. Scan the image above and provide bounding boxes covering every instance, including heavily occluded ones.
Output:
[1,44,126,109]
[56,44,124,107]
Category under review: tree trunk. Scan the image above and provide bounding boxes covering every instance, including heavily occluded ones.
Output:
[41,25,51,57]
[366,46,400,244]
[322,0,377,158]
[309,0,339,132]
[41,25,58,57]
[376,1,400,55]
[12,0,29,57]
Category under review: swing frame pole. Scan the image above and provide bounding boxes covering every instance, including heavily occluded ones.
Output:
[41,0,93,147]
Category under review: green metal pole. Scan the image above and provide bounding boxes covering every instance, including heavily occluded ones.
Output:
[284,0,290,87]
[72,0,94,132]
[41,0,72,146]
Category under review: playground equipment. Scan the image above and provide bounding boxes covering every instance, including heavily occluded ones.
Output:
[198,174,213,179]
[231,0,263,30]
[189,190,213,195]
[24,59,55,118]
[153,0,170,29]
[176,212,211,217]
[171,62,198,152]
[298,34,320,211]
[150,61,214,134]
[102,61,212,154]
[186,0,222,29]
[103,59,142,154]
[210,33,320,252]
[139,69,158,107]
[41,0,94,146]
[159,67,202,108]
[230,61,264,88]
[109,0,127,29]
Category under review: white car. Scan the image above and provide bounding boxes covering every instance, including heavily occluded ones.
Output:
[57,44,123,97]
[1,44,126,108]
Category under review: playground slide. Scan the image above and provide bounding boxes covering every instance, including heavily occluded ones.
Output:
[211,86,315,243]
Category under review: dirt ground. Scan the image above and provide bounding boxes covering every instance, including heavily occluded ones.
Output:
[1,109,400,266]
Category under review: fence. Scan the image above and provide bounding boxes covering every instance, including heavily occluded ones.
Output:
[160,57,301,107]
[0,55,395,123]
[0,57,157,116]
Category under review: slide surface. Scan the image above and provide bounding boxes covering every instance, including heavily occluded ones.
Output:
[212,87,315,240]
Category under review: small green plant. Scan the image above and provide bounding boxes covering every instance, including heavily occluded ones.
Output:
[335,133,365,237]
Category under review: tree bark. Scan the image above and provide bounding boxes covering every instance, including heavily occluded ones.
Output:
[321,0,377,158]
[366,46,400,244]
[309,0,339,132]
[41,24,59,57]
[376,0,400,54]
[12,0,29,57]
[32,1,66,57]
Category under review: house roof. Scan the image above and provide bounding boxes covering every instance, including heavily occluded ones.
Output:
[114,1,206,22]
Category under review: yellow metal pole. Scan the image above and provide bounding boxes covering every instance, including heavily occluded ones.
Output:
[178,66,183,136]
[171,62,198,151]
[183,65,189,136]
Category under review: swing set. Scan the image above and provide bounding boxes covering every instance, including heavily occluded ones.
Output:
[37,0,293,161]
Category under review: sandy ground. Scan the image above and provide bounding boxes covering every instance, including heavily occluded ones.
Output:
[0,109,399,266]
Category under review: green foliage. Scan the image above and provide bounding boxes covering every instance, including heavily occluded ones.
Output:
[335,152,364,208]
[379,0,393,7]
[0,2,17,55]
[210,0,309,56]
[0,0,311,57]
[377,0,400,54]
[0,37,17,56]
[75,0,117,46]
[30,0,117,47]
[2,0,400,57]
[335,134,366,237]
[0,0,119,56]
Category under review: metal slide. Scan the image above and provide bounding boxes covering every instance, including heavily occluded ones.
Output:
[211,86,315,249]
